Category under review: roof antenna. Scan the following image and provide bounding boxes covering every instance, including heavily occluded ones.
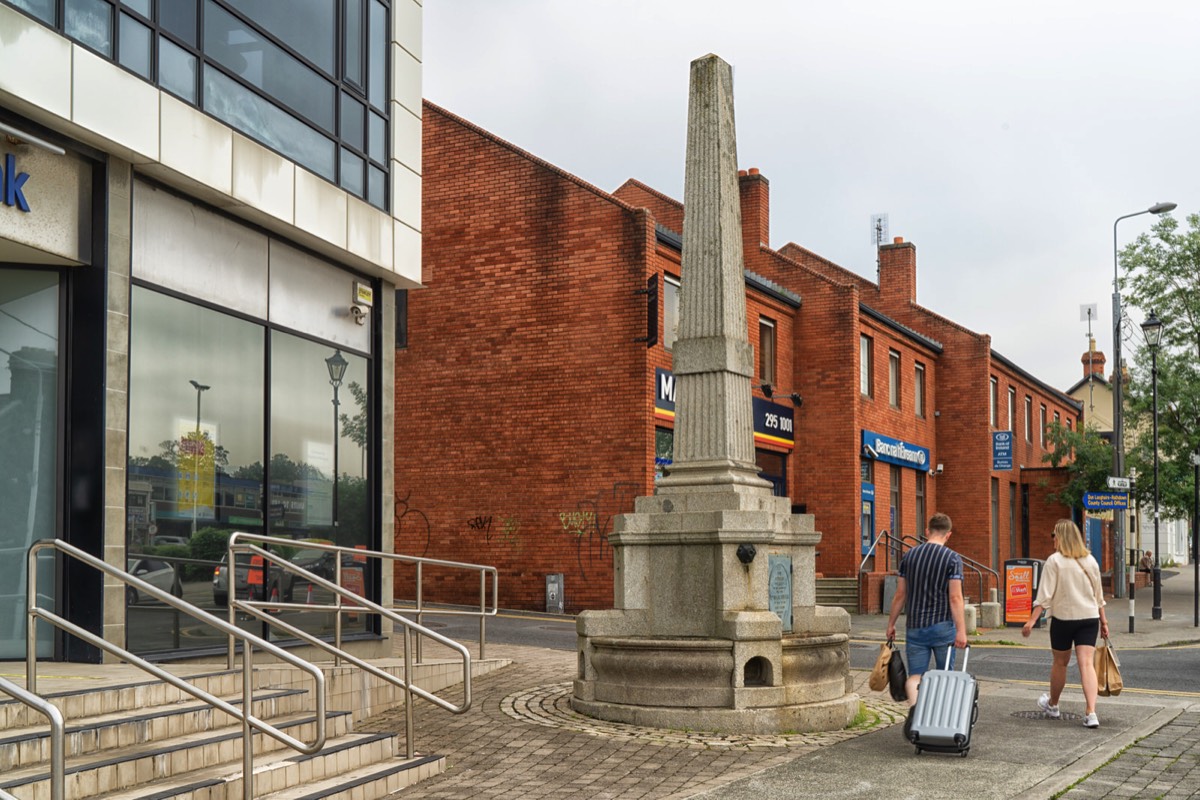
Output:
[871,213,889,282]
[1080,302,1099,414]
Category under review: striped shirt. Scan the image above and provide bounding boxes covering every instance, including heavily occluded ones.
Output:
[899,541,964,630]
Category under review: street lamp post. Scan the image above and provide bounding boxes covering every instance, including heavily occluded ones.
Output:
[188,379,210,537]
[1141,311,1164,620]
[325,350,348,535]
[1192,448,1200,628]
[1112,202,1176,601]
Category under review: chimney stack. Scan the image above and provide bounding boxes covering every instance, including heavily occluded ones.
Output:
[879,236,917,303]
[1082,336,1107,379]
[738,167,769,253]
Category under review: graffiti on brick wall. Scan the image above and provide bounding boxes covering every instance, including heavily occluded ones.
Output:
[558,482,639,579]
[464,513,523,552]
[467,515,493,543]
[395,489,431,557]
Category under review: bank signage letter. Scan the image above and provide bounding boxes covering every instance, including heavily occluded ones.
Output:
[861,430,930,470]
[1,153,31,212]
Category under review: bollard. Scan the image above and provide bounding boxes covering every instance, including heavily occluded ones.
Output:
[1128,576,1135,634]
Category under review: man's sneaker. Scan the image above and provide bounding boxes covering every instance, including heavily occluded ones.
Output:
[1038,693,1061,719]
[1083,712,1100,728]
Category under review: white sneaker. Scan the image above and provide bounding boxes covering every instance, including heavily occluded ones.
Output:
[1084,712,1100,728]
[1038,693,1061,719]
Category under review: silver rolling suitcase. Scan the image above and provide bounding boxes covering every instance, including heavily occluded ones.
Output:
[906,644,978,756]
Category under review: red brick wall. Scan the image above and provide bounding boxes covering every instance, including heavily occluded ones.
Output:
[403,104,658,611]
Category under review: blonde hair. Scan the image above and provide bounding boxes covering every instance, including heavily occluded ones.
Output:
[1053,519,1089,559]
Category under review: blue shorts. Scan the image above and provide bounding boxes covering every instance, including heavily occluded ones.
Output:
[905,620,957,676]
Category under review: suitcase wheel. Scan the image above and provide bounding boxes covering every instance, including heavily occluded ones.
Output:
[914,746,922,755]
[960,748,969,757]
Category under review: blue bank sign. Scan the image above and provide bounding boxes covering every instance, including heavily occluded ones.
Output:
[862,430,930,471]
[1,153,31,213]
[993,431,1013,471]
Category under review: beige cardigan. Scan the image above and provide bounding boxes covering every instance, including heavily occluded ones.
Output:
[1034,552,1105,620]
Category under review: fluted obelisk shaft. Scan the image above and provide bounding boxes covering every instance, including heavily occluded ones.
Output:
[660,54,768,491]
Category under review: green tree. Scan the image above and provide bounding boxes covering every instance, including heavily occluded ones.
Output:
[1118,211,1200,519]
[1041,422,1113,509]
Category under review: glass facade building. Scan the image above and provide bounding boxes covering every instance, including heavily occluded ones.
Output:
[0,0,422,661]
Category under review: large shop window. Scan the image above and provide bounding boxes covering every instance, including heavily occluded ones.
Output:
[126,287,371,655]
[0,269,59,659]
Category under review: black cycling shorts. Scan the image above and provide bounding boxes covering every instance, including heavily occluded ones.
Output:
[1049,617,1100,651]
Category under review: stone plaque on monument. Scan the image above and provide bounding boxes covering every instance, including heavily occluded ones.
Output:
[769,555,792,633]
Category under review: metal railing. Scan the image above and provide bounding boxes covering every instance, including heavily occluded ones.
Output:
[27,539,327,800]
[859,531,1000,607]
[0,676,64,800]
[226,532,492,757]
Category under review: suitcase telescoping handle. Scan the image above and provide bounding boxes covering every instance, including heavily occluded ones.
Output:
[948,644,970,671]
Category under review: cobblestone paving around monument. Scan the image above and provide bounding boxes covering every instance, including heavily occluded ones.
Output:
[1056,711,1200,800]
[361,644,907,799]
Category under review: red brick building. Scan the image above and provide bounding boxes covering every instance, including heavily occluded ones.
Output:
[397,102,1080,612]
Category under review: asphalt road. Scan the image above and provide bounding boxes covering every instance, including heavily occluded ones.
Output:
[417,609,1200,697]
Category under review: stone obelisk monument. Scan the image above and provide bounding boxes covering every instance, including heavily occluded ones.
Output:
[572,55,857,734]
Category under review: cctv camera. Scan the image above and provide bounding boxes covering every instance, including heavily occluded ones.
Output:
[863,444,879,459]
[349,305,368,325]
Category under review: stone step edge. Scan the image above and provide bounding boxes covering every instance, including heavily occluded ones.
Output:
[95,733,402,800]
[265,753,445,800]
[0,687,308,751]
[0,711,353,793]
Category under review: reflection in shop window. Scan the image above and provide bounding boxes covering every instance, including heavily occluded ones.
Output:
[126,287,373,653]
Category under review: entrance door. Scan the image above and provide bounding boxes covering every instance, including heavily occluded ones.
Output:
[0,269,59,658]
[1086,518,1104,565]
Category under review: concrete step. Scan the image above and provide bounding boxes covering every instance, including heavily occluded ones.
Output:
[0,688,310,770]
[0,711,353,799]
[0,670,250,729]
[260,753,445,800]
[816,577,860,613]
[95,732,411,800]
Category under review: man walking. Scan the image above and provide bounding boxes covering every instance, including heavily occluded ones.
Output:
[885,512,968,705]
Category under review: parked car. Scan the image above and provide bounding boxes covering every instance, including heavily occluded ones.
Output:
[212,552,283,606]
[127,558,181,604]
[152,535,190,547]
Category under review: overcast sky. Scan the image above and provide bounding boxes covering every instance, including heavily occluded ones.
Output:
[424,1,1197,393]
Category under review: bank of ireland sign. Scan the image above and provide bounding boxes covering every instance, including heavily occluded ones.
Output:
[1,153,31,212]
[861,430,930,471]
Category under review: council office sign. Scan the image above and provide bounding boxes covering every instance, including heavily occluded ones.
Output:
[861,430,930,471]
[1084,492,1128,510]
[993,431,1013,471]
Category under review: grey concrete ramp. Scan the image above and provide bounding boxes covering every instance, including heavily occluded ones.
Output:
[689,684,1170,800]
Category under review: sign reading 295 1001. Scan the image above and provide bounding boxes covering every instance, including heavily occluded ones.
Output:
[1,154,31,213]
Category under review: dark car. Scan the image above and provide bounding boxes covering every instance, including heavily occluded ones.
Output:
[212,552,286,606]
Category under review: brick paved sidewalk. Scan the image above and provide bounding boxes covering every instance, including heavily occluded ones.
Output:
[360,644,904,799]
[1056,710,1200,800]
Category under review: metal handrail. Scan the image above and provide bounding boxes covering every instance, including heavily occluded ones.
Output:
[226,533,481,758]
[223,531,497,660]
[0,676,64,800]
[859,531,1000,606]
[27,540,327,800]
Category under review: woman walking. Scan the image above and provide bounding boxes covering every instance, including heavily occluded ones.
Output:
[1022,519,1109,728]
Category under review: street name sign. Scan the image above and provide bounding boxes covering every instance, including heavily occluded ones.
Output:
[1107,476,1131,490]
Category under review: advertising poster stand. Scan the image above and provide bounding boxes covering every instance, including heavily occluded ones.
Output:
[1004,558,1044,627]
